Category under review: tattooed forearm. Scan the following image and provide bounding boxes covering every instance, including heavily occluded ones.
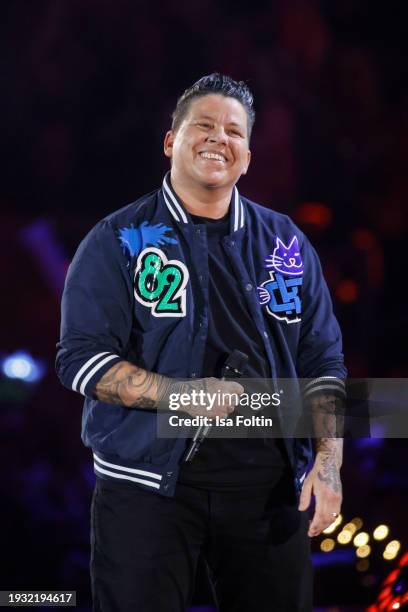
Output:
[94,361,169,409]
[316,448,342,493]
[94,365,241,417]
[310,393,344,492]
[311,393,344,439]
[94,362,206,410]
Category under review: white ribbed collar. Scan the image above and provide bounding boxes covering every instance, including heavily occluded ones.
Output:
[161,173,245,232]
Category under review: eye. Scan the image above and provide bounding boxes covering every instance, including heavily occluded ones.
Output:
[197,121,212,129]
[228,129,243,137]
[294,252,300,256]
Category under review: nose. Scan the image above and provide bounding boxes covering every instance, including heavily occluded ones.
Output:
[206,125,227,144]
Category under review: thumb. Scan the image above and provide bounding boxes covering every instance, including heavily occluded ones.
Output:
[298,477,313,511]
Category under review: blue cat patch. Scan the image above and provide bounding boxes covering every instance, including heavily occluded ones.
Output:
[258,235,303,324]
[265,235,303,276]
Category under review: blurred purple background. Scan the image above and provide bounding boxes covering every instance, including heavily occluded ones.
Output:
[1,1,407,610]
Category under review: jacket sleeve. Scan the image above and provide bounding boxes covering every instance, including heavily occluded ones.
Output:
[56,219,133,397]
[296,235,347,401]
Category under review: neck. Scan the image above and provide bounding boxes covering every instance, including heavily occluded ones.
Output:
[170,170,232,219]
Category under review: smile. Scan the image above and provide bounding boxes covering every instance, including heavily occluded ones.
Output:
[199,151,227,162]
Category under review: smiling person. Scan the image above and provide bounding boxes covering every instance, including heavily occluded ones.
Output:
[56,74,346,612]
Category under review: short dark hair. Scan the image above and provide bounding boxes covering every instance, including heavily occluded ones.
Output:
[171,73,255,140]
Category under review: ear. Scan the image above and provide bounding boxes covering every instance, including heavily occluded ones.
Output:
[164,130,175,159]
[288,235,298,248]
[241,148,251,175]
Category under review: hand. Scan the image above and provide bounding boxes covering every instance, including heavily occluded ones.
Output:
[298,451,342,537]
[159,377,244,419]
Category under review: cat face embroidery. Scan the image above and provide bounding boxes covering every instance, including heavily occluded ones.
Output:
[265,236,303,276]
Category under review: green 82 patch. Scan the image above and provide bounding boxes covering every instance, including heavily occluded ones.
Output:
[134,247,189,317]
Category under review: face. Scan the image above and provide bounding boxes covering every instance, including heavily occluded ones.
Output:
[164,94,251,191]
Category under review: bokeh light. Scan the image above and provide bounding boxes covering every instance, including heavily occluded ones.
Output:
[320,538,335,552]
[383,541,401,561]
[356,559,370,572]
[373,525,389,541]
[1,351,45,383]
[354,532,370,547]
[351,518,364,530]
[356,545,371,558]
[336,280,359,303]
[338,530,353,545]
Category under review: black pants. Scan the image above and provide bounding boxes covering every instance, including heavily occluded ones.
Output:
[90,475,313,612]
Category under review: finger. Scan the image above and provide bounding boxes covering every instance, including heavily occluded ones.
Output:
[308,520,321,537]
[216,401,239,418]
[221,405,234,416]
[308,510,328,537]
[225,382,244,396]
[298,477,313,511]
[308,517,335,537]
[308,506,341,537]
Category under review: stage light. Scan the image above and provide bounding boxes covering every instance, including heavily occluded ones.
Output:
[336,279,359,303]
[356,559,370,572]
[374,525,390,541]
[343,522,358,535]
[354,532,370,547]
[320,538,335,552]
[338,530,353,545]
[2,352,45,383]
[294,202,332,230]
[356,545,371,558]
[361,574,376,587]
[387,541,401,553]
[399,553,408,567]
[384,541,401,561]
[352,229,377,250]
[351,517,363,529]
[323,514,343,534]
[391,602,400,609]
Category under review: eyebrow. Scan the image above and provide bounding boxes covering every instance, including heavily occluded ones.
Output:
[194,114,245,129]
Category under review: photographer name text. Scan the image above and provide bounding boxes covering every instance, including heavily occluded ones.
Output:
[168,414,273,428]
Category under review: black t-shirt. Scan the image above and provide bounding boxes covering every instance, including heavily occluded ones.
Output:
[178,210,288,490]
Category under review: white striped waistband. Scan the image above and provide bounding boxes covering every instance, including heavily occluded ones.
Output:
[93,453,162,490]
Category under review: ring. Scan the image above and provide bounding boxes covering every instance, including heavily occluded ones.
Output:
[331,512,339,517]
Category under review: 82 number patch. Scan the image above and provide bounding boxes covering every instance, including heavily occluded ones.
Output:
[134,247,189,317]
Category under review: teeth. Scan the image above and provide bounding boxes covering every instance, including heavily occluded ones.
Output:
[200,152,225,162]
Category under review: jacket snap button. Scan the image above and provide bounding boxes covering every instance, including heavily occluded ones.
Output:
[245,283,253,291]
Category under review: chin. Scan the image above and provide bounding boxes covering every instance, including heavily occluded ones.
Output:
[197,171,229,189]
[202,179,226,190]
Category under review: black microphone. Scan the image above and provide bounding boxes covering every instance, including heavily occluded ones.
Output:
[183,350,248,462]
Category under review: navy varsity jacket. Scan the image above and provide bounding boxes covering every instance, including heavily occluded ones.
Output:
[56,174,346,498]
